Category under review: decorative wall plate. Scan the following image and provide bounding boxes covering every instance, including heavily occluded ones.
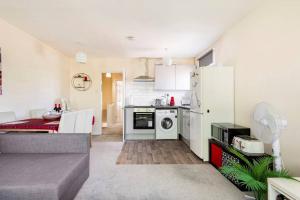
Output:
[72,73,92,91]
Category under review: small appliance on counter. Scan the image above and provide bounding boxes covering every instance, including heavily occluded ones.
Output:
[211,123,250,146]
[169,96,175,106]
[181,98,191,106]
[232,135,265,154]
[160,96,167,106]
[154,98,162,107]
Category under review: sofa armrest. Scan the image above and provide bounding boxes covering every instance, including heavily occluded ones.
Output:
[0,133,89,154]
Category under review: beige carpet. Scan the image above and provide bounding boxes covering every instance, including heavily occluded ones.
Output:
[75,142,245,200]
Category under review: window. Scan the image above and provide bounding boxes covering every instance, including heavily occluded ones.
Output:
[198,49,214,67]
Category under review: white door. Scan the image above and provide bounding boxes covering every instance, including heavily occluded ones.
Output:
[200,67,234,123]
[199,67,234,161]
[189,111,203,158]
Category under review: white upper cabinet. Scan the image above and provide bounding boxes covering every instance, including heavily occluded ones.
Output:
[155,65,176,90]
[155,65,193,90]
[175,65,193,90]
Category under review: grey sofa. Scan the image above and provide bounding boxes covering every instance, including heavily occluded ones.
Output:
[0,133,90,200]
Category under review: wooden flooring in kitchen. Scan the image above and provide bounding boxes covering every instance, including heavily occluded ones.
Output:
[116,140,203,164]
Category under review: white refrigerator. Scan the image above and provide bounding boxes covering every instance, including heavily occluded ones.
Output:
[190,66,234,161]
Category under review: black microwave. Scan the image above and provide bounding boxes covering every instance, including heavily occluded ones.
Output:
[211,123,250,145]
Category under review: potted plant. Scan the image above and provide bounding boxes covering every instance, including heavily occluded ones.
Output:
[220,148,293,200]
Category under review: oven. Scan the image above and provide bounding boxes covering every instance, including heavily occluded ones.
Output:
[133,108,155,129]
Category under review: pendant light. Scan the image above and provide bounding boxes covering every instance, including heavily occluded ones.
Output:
[75,52,87,64]
[163,48,172,66]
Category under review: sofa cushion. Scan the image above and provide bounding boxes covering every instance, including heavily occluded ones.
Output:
[0,133,89,154]
[0,153,89,200]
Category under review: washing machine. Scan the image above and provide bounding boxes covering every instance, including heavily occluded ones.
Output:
[156,109,178,139]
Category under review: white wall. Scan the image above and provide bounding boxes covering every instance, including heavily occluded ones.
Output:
[126,81,190,106]
[69,57,194,135]
[0,18,70,118]
[197,0,300,175]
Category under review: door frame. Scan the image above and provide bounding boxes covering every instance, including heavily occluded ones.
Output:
[99,69,126,142]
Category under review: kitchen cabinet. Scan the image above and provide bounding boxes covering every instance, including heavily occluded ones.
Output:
[175,65,193,90]
[155,65,193,90]
[124,108,156,140]
[177,108,182,134]
[155,65,176,90]
[181,108,190,146]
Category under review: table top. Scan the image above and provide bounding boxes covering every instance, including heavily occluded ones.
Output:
[0,118,60,132]
[268,177,300,199]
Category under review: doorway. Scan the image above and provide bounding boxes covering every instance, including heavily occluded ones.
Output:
[98,72,124,142]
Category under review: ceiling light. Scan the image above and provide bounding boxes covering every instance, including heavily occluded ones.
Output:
[75,52,87,64]
[106,72,112,78]
[163,57,173,66]
[126,36,135,41]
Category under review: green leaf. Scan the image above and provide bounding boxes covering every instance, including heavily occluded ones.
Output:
[237,172,267,191]
[226,161,250,175]
[220,147,293,199]
[252,157,273,181]
[220,166,241,179]
[227,147,254,168]
[221,165,267,191]
[266,169,293,179]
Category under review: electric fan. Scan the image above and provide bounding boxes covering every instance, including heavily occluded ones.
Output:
[251,102,287,171]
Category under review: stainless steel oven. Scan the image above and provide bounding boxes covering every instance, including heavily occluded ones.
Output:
[133,108,155,129]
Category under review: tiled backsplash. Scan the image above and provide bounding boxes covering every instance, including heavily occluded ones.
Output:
[125,82,190,106]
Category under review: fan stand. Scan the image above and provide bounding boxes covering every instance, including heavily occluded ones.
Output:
[272,139,282,171]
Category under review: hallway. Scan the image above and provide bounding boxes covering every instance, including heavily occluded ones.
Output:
[93,124,123,142]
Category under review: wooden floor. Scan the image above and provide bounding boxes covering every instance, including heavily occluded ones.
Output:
[116,140,203,164]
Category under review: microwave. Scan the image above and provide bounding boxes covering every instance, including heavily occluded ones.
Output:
[211,123,250,145]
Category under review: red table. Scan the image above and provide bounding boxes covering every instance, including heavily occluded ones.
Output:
[0,119,60,133]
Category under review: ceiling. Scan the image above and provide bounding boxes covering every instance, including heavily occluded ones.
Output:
[0,0,262,58]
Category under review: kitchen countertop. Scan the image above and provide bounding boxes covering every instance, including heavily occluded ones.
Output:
[125,105,190,109]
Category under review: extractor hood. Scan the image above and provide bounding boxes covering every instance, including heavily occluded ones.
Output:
[134,58,155,82]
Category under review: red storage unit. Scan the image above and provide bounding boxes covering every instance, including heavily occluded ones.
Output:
[210,143,223,168]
